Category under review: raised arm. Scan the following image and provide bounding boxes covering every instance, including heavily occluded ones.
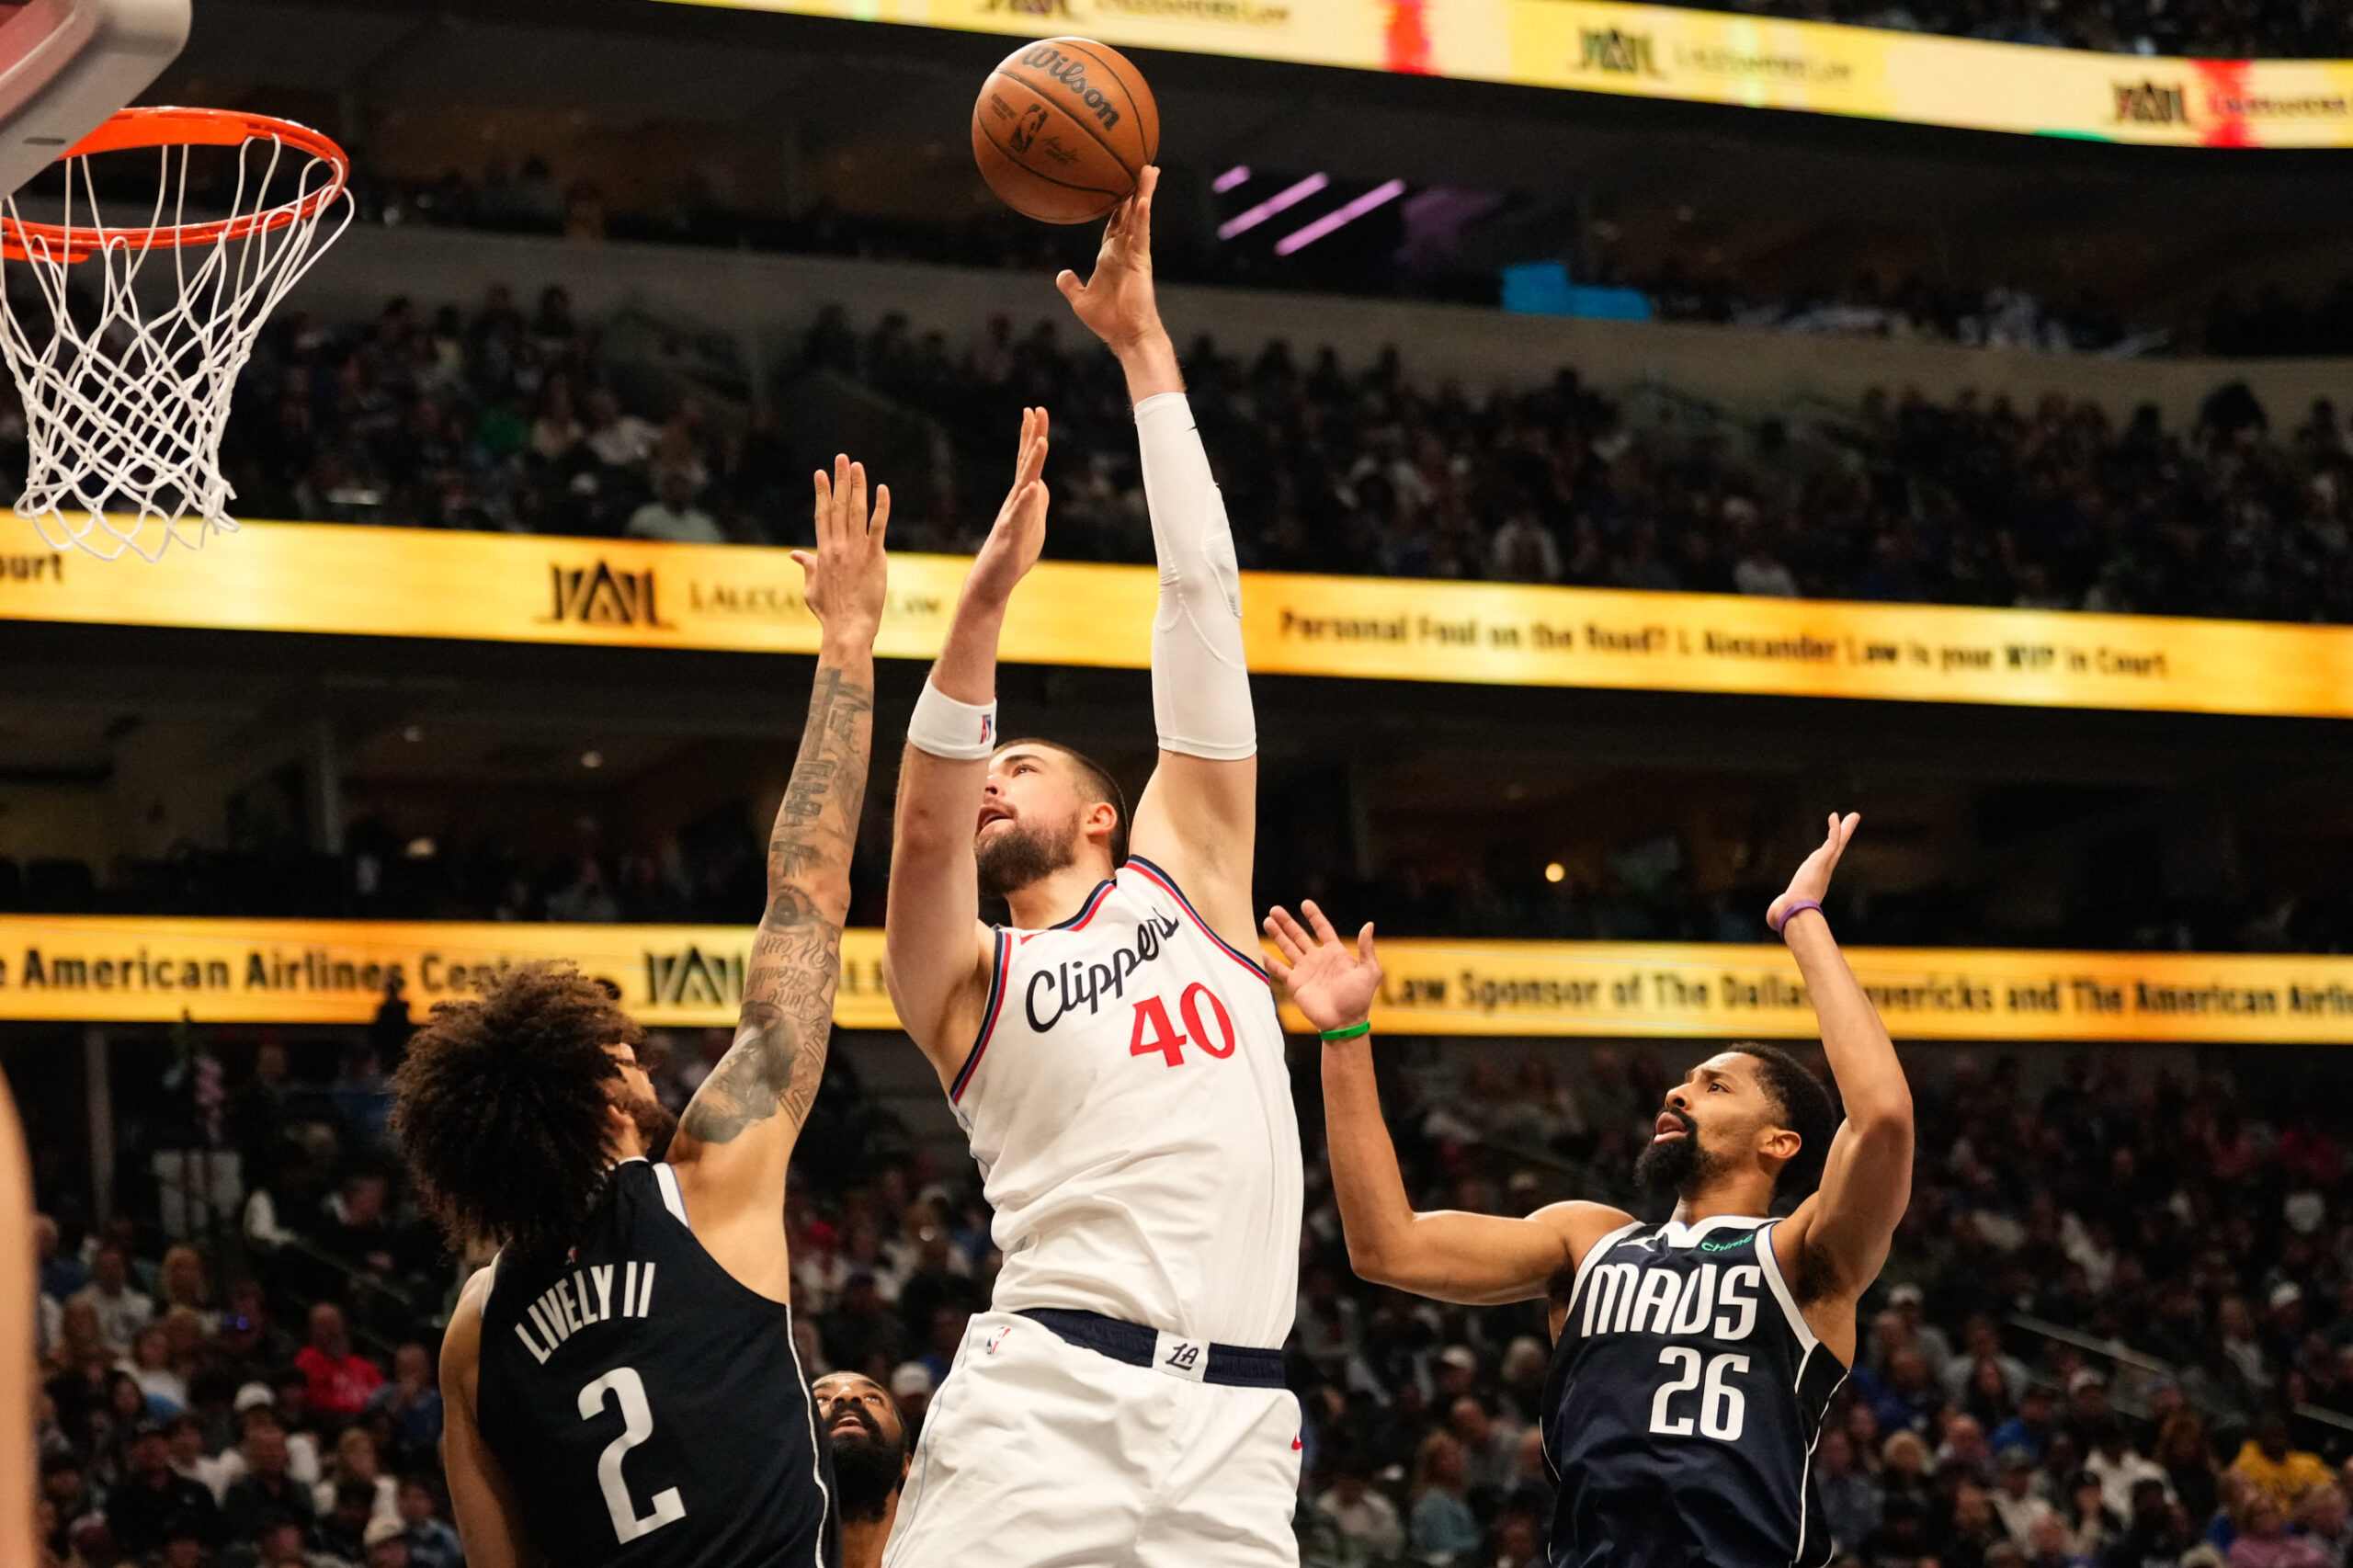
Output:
[882,411,1051,1079]
[1057,168,1258,953]
[1770,815,1915,1321]
[1267,901,1631,1307]
[666,456,885,1291]
[440,1269,540,1568]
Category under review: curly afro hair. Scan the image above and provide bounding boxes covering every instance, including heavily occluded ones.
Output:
[392,960,645,1260]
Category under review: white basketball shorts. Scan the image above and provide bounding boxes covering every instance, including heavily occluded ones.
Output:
[881,1309,1303,1568]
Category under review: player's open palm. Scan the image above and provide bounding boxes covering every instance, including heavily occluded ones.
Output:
[1264,901,1381,1034]
[1055,165,1161,352]
[1768,812,1859,932]
[796,452,890,642]
[968,406,1051,605]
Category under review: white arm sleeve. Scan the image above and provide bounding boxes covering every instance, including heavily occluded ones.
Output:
[1135,391,1256,760]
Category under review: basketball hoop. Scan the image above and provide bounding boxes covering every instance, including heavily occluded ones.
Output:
[0,106,352,561]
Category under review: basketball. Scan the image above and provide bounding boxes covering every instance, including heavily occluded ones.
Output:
[972,37,1159,225]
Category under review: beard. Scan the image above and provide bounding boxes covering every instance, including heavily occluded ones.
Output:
[975,814,1079,899]
[623,1090,678,1160]
[826,1413,907,1523]
[1633,1108,1725,1196]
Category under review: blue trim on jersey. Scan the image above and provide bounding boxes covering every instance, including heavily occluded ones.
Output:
[1050,878,1117,931]
[1124,856,1269,984]
[949,930,1012,1105]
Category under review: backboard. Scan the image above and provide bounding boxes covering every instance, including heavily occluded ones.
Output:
[0,0,187,200]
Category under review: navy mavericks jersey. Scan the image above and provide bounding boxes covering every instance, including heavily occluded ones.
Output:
[1542,1215,1847,1568]
[476,1158,838,1568]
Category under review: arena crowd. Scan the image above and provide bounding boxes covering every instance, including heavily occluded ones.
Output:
[1676,0,2353,60]
[159,285,2353,629]
[27,1013,2353,1567]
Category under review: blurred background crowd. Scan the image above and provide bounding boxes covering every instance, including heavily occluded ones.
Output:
[1683,0,2353,57]
[86,282,2353,626]
[28,1013,2353,1568]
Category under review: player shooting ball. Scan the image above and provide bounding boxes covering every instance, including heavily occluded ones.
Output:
[880,167,1308,1568]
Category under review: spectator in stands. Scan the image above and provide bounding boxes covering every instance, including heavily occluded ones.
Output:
[1317,1454,1406,1562]
[1408,1430,1481,1562]
[2087,1417,2174,1520]
[312,1426,397,1529]
[62,1510,119,1568]
[887,1362,933,1441]
[2294,1485,2351,1568]
[122,1325,186,1415]
[221,1418,314,1544]
[1994,1385,2063,1462]
[2234,1413,2334,1512]
[362,1345,439,1468]
[2063,1466,2127,1560]
[1950,1317,2035,1407]
[362,1512,411,1568]
[2154,1409,2222,1528]
[248,1512,333,1568]
[165,1411,232,1503]
[106,1420,218,1558]
[625,463,724,545]
[393,1475,460,1568]
[157,1513,209,1568]
[1995,1431,2052,1544]
[73,1244,154,1354]
[1448,1394,1520,1506]
[317,1476,379,1564]
[1873,1491,1941,1566]
[1816,1425,1882,1550]
[156,1246,217,1334]
[2227,1489,2330,1568]
[821,1271,906,1381]
[294,1305,382,1427]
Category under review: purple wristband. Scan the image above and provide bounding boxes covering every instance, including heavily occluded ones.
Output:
[1771,899,1824,937]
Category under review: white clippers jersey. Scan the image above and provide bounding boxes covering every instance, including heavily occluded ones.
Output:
[948,856,1302,1349]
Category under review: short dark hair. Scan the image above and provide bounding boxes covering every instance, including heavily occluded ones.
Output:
[1734,1042,1839,1203]
[392,960,644,1259]
[998,738,1130,865]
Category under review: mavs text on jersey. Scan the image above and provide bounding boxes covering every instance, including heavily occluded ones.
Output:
[1543,1215,1847,1568]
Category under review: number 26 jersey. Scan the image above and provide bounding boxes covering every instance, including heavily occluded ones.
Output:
[949,856,1302,1350]
[1542,1215,1847,1568]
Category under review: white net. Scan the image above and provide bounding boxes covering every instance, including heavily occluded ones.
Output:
[0,121,351,561]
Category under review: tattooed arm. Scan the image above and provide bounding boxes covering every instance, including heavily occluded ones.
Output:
[668,454,887,1302]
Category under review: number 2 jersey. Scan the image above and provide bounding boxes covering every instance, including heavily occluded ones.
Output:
[1542,1215,1847,1568]
[475,1157,838,1568]
[949,855,1302,1348]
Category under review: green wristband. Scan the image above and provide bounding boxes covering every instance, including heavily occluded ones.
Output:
[1319,1020,1372,1042]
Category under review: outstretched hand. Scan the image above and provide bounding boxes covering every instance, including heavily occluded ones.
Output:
[965,406,1050,608]
[1768,812,1859,933]
[1264,901,1381,1035]
[1055,166,1165,355]
[796,453,889,645]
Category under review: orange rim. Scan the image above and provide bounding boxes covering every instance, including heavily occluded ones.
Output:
[0,107,349,263]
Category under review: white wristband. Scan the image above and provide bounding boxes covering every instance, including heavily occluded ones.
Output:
[908,679,998,761]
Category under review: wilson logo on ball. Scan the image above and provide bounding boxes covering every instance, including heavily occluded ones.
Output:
[1018,44,1124,130]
